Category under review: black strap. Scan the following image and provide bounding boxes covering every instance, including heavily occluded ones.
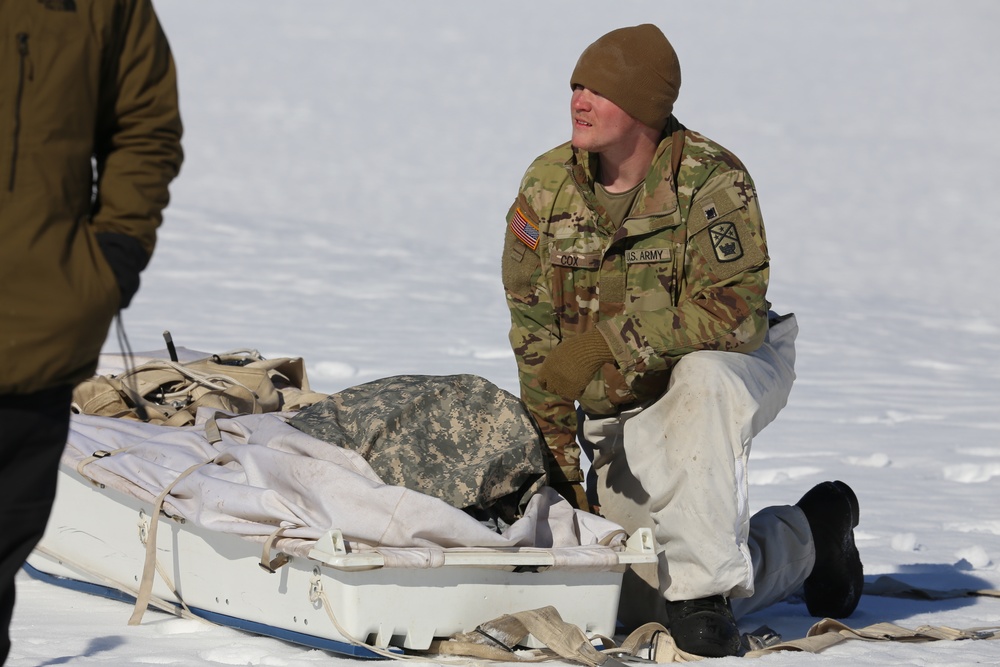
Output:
[670,126,685,191]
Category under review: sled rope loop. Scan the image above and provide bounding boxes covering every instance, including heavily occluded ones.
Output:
[31,543,210,627]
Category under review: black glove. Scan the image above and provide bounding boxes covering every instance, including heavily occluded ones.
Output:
[96,232,149,309]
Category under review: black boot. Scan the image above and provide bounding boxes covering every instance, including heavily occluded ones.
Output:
[796,480,864,618]
[664,595,743,657]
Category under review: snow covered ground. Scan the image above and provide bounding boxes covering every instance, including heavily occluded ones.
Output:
[9,1,1000,665]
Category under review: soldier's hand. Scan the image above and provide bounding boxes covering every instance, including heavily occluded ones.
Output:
[538,330,615,400]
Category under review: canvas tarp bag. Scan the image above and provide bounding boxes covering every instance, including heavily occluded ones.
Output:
[71,349,327,426]
[288,374,547,522]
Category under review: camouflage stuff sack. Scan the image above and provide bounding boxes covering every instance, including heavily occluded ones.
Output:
[288,374,546,522]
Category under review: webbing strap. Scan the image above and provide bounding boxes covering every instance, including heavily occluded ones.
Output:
[746,617,1000,659]
[128,457,217,626]
[258,524,294,573]
[495,607,619,667]
[866,574,1000,601]
[430,600,1000,664]
[611,622,696,662]
[670,127,685,193]
[75,446,131,484]
[430,606,629,666]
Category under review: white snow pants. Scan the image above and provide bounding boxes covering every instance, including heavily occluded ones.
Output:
[582,314,814,627]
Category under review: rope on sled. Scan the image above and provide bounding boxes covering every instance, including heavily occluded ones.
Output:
[31,543,209,626]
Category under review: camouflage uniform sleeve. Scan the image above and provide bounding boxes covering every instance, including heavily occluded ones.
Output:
[596,169,770,381]
[502,199,583,485]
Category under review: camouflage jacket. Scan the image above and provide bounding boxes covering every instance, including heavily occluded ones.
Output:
[502,117,770,483]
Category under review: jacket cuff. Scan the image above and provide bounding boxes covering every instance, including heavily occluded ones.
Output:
[595,319,633,370]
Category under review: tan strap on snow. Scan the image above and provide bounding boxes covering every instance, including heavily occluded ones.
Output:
[610,622,698,663]
[865,574,1000,601]
[430,606,627,665]
[484,607,618,666]
[429,603,999,664]
[747,617,1000,658]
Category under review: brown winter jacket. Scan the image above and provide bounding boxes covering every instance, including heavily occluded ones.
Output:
[0,0,183,395]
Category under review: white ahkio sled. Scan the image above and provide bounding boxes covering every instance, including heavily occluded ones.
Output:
[25,408,656,659]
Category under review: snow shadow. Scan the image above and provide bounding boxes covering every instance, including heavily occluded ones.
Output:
[36,635,126,666]
[738,565,994,643]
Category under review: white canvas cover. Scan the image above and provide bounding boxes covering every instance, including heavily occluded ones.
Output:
[65,409,629,569]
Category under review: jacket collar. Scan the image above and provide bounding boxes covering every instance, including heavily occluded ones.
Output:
[564,115,682,220]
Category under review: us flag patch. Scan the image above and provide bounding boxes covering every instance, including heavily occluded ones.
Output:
[510,208,539,250]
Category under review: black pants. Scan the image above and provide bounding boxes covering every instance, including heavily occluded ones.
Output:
[0,386,73,666]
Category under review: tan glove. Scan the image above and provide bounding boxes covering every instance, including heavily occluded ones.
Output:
[538,329,615,400]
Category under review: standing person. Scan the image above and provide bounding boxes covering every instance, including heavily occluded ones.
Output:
[0,1,183,663]
[502,24,862,657]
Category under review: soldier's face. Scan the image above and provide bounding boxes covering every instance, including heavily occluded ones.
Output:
[570,86,644,154]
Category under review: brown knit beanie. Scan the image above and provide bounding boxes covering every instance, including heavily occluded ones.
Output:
[570,24,681,132]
